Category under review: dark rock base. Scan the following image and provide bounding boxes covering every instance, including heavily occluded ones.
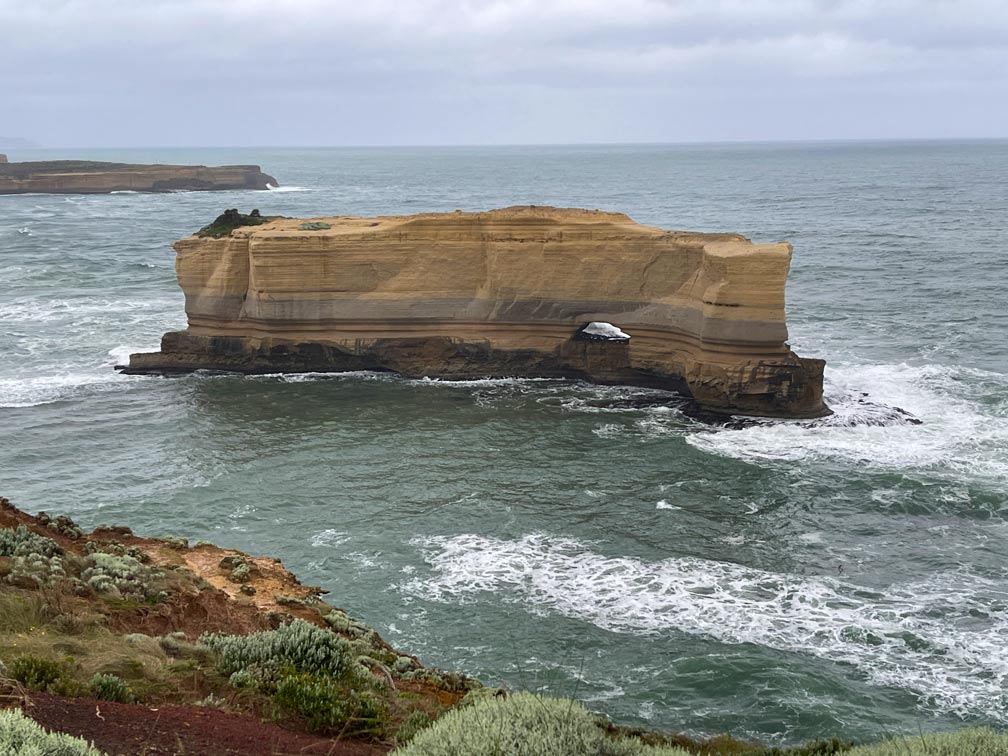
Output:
[121,331,830,420]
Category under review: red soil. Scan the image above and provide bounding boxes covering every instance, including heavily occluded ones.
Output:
[24,692,390,756]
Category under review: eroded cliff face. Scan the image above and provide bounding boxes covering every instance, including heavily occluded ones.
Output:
[0,160,277,194]
[125,207,828,417]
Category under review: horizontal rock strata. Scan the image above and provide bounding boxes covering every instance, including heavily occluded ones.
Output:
[124,206,828,417]
[0,160,277,194]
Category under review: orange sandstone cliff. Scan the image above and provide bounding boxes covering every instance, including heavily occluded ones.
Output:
[124,207,827,418]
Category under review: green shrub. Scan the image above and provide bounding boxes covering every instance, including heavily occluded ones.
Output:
[88,672,133,703]
[297,221,332,231]
[273,671,388,736]
[9,655,76,694]
[198,208,270,238]
[848,728,1008,755]
[84,539,149,563]
[399,667,477,692]
[397,710,436,745]
[201,619,356,686]
[0,525,63,559]
[0,709,106,755]
[9,552,67,586]
[229,562,251,583]
[80,552,164,601]
[774,738,851,755]
[392,692,691,756]
[37,512,83,540]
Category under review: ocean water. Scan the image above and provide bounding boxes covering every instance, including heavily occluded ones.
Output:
[2,142,1007,745]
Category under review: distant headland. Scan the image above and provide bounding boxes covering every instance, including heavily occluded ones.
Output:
[0,159,277,195]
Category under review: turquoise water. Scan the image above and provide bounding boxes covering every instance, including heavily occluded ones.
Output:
[2,142,1007,745]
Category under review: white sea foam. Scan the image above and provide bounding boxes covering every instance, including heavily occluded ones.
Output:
[686,362,1008,486]
[404,533,1008,721]
[244,370,389,383]
[413,376,557,389]
[0,372,118,408]
[0,344,155,407]
[105,345,148,366]
[265,184,310,192]
[592,423,625,439]
[0,297,179,324]
[310,529,351,547]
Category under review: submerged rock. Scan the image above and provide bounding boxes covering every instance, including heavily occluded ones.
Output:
[123,206,829,418]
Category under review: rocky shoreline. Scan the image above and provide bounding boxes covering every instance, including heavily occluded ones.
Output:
[0,160,277,194]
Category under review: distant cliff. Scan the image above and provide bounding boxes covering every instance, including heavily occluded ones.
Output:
[0,160,277,194]
[124,206,828,418]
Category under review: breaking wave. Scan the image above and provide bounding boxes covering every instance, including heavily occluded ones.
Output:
[686,362,1008,486]
[0,372,125,408]
[404,532,1008,722]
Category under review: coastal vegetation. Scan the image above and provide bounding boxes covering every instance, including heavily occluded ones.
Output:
[197,208,274,238]
[0,496,1003,755]
[0,709,104,755]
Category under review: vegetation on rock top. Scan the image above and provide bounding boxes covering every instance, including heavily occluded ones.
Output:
[197,208,273,238]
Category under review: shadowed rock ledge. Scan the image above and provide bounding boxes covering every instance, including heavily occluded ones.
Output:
[0,160,277,194]
[122,206,828,418]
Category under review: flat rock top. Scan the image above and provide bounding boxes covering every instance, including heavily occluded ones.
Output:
[0,160,262,177]
[214,206,751,244]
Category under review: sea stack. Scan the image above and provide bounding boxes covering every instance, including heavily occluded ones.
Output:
[0,160,277,194]
[124,206,828,418]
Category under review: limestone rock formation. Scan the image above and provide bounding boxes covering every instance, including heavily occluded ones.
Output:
[0,160,277,194]
[0,153,7,164]
[123,206,828,417]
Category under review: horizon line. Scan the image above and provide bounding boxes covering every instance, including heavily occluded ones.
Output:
[6,135,1008,151]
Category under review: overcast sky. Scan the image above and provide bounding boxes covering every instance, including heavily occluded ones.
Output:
[2,0,1007,147]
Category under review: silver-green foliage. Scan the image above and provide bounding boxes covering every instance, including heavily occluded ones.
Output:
[848,728,1008,755]
[201,619,355,685]
[0,709,107,756]
[10,553,67,586]
[83,539,148,564]
[0,525,63,559]
[392,692,691,756]
[80,552,163,601]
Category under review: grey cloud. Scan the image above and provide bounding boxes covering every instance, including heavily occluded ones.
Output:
[0,0,1005,145]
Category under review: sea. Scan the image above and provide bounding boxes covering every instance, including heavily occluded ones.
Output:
[1,142,1006,746]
